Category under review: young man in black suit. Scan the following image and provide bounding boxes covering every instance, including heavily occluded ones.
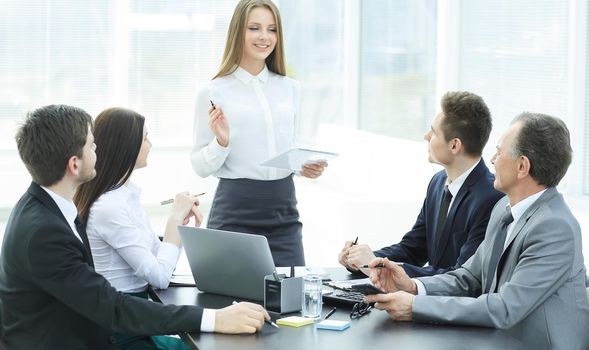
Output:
[0,105,270,349]
[339,91,504,277]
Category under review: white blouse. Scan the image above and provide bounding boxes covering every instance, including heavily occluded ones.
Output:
[86,183,180,293]
[191,65,300,181]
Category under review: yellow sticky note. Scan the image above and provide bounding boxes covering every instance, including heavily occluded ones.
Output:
[276,316,315,327]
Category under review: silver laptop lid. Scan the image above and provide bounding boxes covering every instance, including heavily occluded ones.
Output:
[178,226,276,301]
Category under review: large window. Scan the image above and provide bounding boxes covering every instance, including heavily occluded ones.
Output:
[359,0,437,139]
[280,0,345,144]
[0,0,115,149]
[127,0,236,146]
[457,0,570,144]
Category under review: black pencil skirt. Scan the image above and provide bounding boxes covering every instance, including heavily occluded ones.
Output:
[207,175,305,267]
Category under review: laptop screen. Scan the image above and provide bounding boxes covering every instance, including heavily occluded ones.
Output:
[178,226,276,301]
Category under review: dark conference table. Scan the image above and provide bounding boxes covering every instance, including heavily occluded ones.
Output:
[152,268,526,350]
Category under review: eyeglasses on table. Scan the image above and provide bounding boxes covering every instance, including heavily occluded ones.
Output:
[350,301,372,319]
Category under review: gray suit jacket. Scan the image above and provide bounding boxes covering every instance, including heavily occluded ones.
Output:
[413,188,589,349]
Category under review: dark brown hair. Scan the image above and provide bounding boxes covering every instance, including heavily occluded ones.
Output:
[74,108,145,222]
[16,104,92,186]
[440,91,492,157]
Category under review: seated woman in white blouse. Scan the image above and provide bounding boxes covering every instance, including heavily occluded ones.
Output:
[74,107,202,350]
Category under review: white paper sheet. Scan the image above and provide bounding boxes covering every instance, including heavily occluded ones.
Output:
[260,148,338,171]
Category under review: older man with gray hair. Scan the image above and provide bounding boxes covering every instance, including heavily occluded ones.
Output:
[365,112,589,349]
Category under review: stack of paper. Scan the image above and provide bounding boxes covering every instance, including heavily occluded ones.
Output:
[276,316,315,327]
[324,278,370,290]
[316,320,351,331]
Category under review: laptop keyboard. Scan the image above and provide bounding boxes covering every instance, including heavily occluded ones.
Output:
[322,290,365,305]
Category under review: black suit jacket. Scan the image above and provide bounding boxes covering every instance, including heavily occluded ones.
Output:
[0,183,204,350]
[374,159,504,277]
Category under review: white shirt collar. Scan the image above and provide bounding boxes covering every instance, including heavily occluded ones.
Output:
[41,186,83,242]
[509,188,548,224]
[233,65,269,84]
[117,182,141,198]
[446,159,480,197]
[41,186,78,226]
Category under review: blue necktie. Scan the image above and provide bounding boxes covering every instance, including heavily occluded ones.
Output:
[485,207,514,293]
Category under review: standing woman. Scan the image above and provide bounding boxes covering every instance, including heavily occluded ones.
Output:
[191,0,326,267]
[75,108,202,350]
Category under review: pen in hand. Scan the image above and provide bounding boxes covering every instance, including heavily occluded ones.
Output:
[324,307,336,320]
[232,301,279,328]
[352,236,359,245]
[210,100,216,109]
[160,192,206,206]
[359,262,404,268]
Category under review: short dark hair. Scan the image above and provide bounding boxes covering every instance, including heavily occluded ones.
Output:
[74,107,145,222]
[15,105,92,186]
[511,112,572,187]
[440,91,492,157]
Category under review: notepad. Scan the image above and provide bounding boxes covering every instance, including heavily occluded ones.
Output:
[276,316,315,327]
[316,319,351,331]
[260,147,338,172]
[169,274,196,286]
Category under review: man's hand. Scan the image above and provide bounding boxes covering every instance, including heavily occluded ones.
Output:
[346,244,376,270]
[368,257,417,294]
[338,240,355,269]
[338,241,375,274]
[214,302,270,334]
[365,291,415,321]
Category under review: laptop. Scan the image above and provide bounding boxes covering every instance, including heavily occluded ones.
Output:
[177,226,276,301]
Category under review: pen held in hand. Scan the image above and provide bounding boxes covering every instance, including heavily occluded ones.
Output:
[231,301,279,328]
[359,262,404,268]
[160,192,206,206]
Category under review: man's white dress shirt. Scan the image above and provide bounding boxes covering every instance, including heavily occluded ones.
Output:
[415,188,547,296]
[41,186,83,243]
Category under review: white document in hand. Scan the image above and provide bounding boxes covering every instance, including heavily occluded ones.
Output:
[260,148,338,171]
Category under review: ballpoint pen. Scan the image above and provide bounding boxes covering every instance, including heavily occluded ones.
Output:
[210,100,216,109]
[232,301,279,328]
[352,236,358,245]
[160,192,206,206]
[359,262,404,268]
[324,307,337,320]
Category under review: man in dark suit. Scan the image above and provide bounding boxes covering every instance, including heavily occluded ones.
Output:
[0,105,270,350]
[339,91,504,277]
[365,113,589,349]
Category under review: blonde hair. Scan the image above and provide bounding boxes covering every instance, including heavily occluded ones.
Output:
[214,0,286,79]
